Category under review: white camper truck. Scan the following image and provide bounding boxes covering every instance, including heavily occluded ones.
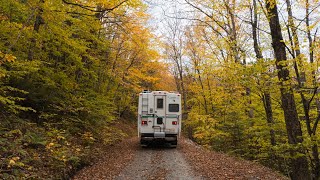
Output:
[138,90,182,146]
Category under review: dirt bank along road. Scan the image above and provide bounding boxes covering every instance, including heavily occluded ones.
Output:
[73,137,288,180]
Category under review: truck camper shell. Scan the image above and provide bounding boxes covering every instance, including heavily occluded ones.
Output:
[138,90,182,146]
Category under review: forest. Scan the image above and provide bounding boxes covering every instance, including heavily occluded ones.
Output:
[0,0,320,179]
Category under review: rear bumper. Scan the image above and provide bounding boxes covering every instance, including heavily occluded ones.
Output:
[140,133,177,142]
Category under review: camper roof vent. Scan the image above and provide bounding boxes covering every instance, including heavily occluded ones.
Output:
[142,90,150,93]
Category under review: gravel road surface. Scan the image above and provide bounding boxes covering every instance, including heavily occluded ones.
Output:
[116,143,201,180]
[74,137,287,180]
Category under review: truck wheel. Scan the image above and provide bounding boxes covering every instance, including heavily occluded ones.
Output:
[140,140,148,147]
[141,144,148,148]
[171,140,177,148]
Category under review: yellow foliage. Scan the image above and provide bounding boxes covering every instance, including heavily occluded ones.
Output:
[57,135,65,140]
[7,157,23,168]
[46,142,55,149]
[0,14,8,21]
[8,159,15,167]
[0,51,16,65]
[82,132,95,142]
[0,70,5,78]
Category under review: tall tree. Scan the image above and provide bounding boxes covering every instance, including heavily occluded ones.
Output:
[185,27,209,114]
[285,0,320,178]
[265,0,311,179]
[164,17,188,116]
[250,0,276,147]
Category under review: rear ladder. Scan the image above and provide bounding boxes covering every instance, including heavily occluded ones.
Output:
[141,93,149,115]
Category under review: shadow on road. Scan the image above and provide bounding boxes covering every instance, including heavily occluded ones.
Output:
[140,141,177,150]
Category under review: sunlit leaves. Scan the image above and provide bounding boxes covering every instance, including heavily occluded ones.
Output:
[0,52,16,66]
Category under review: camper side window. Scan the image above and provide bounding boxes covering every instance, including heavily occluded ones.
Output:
[169,104,179,112]
[157,99,164,109]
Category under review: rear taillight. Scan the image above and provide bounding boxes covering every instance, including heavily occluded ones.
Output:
[172,121,177,125]
[142,121,148,125]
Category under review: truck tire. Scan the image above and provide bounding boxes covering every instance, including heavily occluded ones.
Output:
[140,140,148,147]
[170,139,177,148]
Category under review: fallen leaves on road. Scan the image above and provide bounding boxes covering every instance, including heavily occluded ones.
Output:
[73,136,289,180]
[73,137,137,180]
[180,137,289,180]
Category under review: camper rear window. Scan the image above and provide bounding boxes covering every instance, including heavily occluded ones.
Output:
[169,104,179,112]
[157,99,164,109]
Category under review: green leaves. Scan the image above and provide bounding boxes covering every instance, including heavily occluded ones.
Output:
[0,0,166,177]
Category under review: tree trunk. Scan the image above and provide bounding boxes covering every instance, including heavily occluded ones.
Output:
[265,0,311,179]
[307,0,320,176]
[224,0,240,63]
[206,75,215,114]
[196,69,208,114]
[28,0,45,61]
[262,93,276,145]
[178,62,187,115]
[286,1,320,178]
[252,0,276,146]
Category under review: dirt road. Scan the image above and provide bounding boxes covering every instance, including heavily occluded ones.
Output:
[73,137,287,180]
[116,144,200,180]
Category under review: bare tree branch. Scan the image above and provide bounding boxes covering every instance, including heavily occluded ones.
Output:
[307,87,318,111]
[313,112,320,135]
[52,10,96,17]
[295,3,320,29]
[184,0,229,34]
